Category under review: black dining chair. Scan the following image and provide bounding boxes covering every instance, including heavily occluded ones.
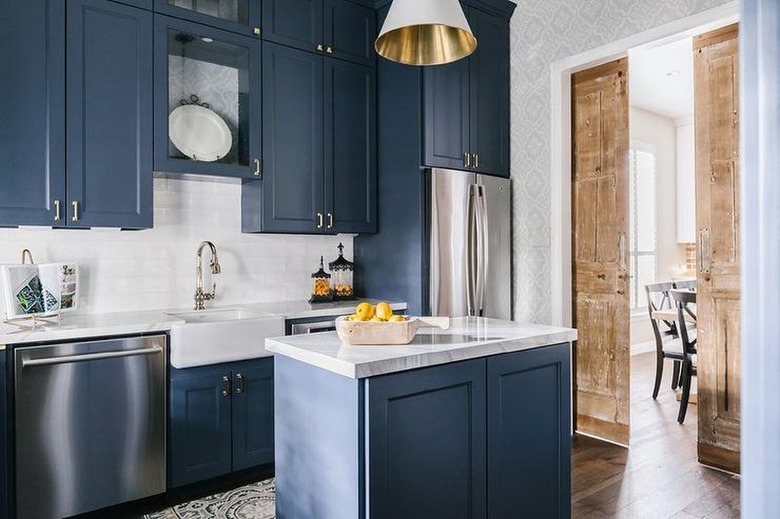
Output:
[645,282,683,399]
[670,289,697,424]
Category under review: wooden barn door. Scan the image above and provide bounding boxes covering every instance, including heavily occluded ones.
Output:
[694,24,741,474]
[571,58,631,446]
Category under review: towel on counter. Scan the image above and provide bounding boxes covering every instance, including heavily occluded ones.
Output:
[1,263,79,319]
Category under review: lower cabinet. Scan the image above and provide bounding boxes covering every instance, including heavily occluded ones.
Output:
[367,344,571,519]
[170,357,273,488]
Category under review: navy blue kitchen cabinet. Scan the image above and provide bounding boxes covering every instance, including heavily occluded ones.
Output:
[423,5,511,177]
[326,59,377,233]
[170,358,274,487]
[67,0,153,229]
[487,345,572,519]
[154,16,262,180]
[154,0,262,37]
[170,364,233,487]
[0,0,65,227]
[243,41,376,234]
[1,349,6,518]
[231,359,275,470]
[263,0,375,66]
[368,359,487,519]
[0,0,153,229]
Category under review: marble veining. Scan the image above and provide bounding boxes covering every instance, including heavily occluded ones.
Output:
[265,317,578,379]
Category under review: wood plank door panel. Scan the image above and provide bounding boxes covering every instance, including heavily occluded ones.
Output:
[571,58,630,446]
[694,24,741,474]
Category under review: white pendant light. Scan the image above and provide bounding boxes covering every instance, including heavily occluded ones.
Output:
[375,0,478,66]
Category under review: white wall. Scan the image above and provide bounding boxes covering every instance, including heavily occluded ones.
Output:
[0,177,353,315]
[509,0,733,324]
[675,118,696,243]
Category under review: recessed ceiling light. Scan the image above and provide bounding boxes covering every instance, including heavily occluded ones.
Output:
[201,37,214,43]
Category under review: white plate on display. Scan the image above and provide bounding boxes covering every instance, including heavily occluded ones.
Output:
[169,104,232,162]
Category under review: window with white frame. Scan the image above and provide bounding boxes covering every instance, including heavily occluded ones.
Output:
[629,142,657,310]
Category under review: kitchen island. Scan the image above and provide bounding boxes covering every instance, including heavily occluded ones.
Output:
[266,317,577,519]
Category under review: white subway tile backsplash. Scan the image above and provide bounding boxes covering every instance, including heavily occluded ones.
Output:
[0,178,354,316]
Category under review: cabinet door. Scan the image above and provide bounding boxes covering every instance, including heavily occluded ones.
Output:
[324,0,376,66]
[155,0,261,37]
[66,0,153,229]
[487,345,572,519]
[231,358,275,470]
[113,0,152,9]
[260,43,325,233]
[367,359,487,519]
[0,350,6,518]
[262,0,323,54]
[423,57,471,171]
[0,0,65,227]
[154,16,263,180]
[170,367,233,487]
[469,7,510,177]
[325,59,376,234]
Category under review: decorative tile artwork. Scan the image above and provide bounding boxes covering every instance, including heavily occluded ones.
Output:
[1,263,79,319]
[508,0,731,324]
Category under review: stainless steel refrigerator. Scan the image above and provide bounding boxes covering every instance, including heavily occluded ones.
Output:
[427,168,511,319]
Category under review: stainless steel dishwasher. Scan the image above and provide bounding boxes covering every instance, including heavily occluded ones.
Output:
[14,335,167,519]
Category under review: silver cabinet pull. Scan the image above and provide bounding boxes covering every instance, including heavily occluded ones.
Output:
[54,200,61,221]
[474,153,480,169]
[700,228,711,273]
[235,373,244,395]
[222,375,231,397]
[327,213,334,229]
[464,152,471,168]
[253,158,262,177]
[253,27,261,36]
[316,212,324,229]
[316,43,324,52]
[326,46,333,54]
[72,201,80,222]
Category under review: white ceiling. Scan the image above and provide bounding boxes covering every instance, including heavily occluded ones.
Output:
[629,37,694,121]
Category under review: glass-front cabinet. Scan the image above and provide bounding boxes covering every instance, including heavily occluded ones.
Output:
[154,16,262,178]
[154,0,262,37]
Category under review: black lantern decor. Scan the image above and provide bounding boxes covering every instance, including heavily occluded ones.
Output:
[309,256,333,303]
[328,243,354,300]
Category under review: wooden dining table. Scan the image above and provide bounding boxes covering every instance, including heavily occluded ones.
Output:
[651,308,696,324]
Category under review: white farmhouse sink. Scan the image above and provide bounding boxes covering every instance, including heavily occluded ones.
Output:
[167,307,284,369]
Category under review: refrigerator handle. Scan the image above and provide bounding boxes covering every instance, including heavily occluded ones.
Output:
[467,185,478,316]
[477,185,490,316]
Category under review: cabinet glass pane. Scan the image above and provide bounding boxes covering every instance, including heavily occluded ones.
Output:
[168,0,248,24]
[167,28,250,167]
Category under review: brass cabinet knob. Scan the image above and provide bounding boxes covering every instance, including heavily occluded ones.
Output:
[316,43,324,52]
[253,27,261,36]
[327,213,334,229]
[71,201,80,222]
[317,212,324,228]
[253,158,262,177]
[326,46,333,54]
[54,200,61,221]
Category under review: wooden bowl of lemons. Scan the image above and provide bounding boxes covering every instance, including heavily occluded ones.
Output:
[336,302,450,345]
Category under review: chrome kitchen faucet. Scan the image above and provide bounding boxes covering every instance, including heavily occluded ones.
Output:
[194,241,221,310]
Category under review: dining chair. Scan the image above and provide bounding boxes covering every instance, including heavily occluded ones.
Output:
[645,282,683,399]
[670,289,697,424]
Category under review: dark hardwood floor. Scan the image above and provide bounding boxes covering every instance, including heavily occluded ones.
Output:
[571,352,740,518]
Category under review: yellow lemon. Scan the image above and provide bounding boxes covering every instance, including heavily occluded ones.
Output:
[388,315,406,323]
[370,316,384,322]
[375,302,393,321]
[346,314,359,321]
[355,302,375,321]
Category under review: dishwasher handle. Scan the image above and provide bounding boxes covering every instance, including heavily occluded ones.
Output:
[21,346,163,368]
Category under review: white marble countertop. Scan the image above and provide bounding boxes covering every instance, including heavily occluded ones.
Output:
[0,299,407,347]
[265,317,578,379]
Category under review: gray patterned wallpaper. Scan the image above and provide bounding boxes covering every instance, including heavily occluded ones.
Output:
[508,0,731,324]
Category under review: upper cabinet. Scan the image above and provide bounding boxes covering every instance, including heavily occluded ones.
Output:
[263,0,375,66]
[423,5,511,177]
[153,15,262,179]
[0,0,152,229]
[0,0,65,227]
[67,0,154,229]
[154,0,262,37]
